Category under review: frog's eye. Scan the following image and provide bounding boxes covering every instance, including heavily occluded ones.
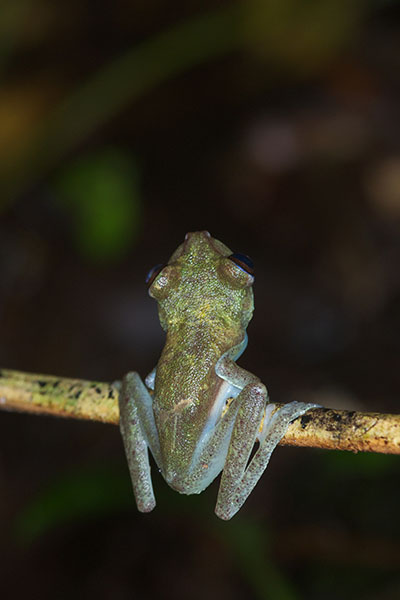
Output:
[228,253,254,276]
[145,263,165,286]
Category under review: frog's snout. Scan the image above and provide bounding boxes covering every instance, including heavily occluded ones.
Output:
[184,230,211,242]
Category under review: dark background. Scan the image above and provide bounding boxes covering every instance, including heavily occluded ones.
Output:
[0,1,400,598]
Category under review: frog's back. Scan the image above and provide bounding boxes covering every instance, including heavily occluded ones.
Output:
[152,324,238,485]
[147,230,255,490]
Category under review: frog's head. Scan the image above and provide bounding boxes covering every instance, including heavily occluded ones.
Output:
[146,231,254,335]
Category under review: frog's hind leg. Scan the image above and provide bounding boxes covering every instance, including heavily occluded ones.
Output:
[215,385,317,520]
[214,382,266,520]
[119,371,161,513]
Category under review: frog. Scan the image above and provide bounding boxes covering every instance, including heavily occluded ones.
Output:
[119,231,318,520]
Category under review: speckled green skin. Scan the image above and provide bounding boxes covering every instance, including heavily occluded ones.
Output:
[150,231,254,487]
[119,231,318,519]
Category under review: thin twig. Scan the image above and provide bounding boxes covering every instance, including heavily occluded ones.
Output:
[0,368,399,454]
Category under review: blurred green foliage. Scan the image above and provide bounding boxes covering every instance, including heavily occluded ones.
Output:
[218,518,299,600]
[15,459,297,600]
[0,1,371,204]
[14,465,132,545]
[56,149,141,262]
[244,0,366,73]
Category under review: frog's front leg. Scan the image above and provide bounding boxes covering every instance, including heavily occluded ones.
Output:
[119,372,162,513]
[215,358,318,520]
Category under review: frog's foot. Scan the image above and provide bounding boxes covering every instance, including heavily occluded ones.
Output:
[215,392,318,520]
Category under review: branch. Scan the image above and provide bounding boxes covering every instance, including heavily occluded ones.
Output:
[1,368,399,454]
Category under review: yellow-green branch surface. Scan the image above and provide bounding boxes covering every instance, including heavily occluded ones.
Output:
[1,368,399,455]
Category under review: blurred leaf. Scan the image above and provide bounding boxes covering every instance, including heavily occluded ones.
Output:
[216,518,299,600]
[14,465,132,545]
[56,149,141,262]
[244,0,367,73]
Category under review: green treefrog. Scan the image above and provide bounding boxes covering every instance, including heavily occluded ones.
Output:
[119,231,318,520]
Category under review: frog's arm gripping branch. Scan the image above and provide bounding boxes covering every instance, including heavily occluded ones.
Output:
[0,368,399,455]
